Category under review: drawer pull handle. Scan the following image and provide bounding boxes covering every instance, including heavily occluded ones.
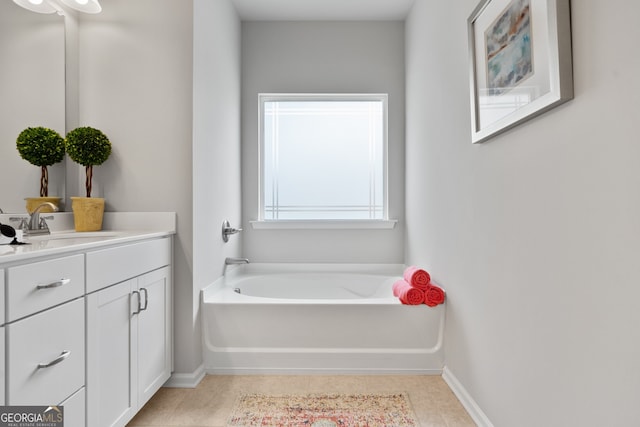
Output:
[36,278,71,290]
[37,350,70,369]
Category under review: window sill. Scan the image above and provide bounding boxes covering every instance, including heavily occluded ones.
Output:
[250,220,397,230]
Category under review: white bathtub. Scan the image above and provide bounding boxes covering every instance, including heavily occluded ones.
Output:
[201,264,445,374]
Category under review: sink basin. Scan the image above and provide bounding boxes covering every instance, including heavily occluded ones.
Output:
[26,231,128,242]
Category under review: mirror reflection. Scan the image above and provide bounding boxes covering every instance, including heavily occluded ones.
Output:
[0,1,66,213]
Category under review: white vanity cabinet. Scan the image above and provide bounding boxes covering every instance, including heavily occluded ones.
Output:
[1,224,174,427]
[86,238,172,427]
[0,324,4,406]
[1,269,5,406]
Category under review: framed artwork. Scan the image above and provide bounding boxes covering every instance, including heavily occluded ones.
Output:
[468,0,573,143]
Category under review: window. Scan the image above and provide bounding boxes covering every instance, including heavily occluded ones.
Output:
[258,93,388,222]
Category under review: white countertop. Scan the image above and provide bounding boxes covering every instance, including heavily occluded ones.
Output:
[0,212,176,264]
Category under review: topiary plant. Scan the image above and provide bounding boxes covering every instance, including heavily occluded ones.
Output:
[16,126,66,197]
[65,126,112,197]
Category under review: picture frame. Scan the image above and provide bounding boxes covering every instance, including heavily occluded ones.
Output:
[468,0,573,143]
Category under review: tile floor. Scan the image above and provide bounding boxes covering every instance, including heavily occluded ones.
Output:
[127,375,476,427]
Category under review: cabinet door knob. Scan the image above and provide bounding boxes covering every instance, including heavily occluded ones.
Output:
[37,350,70,369]
[36,278,71,290]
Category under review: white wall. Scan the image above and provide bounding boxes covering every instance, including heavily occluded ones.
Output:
[406,1,640,426]
[75,0,241,378]
[192,0,242,373]
[241,21,405,263]
[0,2,65,213]
[78,0,195,373]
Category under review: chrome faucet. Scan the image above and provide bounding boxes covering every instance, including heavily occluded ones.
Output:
[225,257,250,265]
[26,202,58,235]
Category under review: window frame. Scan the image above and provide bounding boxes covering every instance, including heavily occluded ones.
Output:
[256,93,392,228]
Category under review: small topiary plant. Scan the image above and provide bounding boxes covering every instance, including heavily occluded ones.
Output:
[65,126,112,197]
[16,126,66,197]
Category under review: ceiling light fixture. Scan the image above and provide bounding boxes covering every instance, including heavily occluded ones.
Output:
[59,0,101,14]
[12,0,59,14]
[13,0,101,14]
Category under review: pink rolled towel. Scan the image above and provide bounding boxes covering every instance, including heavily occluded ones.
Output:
[424,284,446,307]
[403,266,431,290]
[392,279,424,305]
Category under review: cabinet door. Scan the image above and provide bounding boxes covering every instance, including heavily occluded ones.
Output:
[86,279,138,427]
[137,266,172,407]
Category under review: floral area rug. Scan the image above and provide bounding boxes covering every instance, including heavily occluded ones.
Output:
[227,393,418,426]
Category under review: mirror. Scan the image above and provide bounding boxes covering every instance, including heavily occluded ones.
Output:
[0,1,66,213]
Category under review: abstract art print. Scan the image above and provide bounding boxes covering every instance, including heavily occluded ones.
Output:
[485,0,532,94]
[468,0,573,143]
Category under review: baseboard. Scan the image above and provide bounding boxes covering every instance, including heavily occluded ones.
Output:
[204,348,444,375]
[442,366,494,427]
[206,367,443,375]
[164,364,206,388]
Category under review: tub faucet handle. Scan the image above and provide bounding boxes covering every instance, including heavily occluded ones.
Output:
[222,220,242,242]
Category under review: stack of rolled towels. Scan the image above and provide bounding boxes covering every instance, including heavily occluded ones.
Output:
[392,266,446,306]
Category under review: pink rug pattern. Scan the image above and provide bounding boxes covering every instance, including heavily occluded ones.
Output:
[227,393,418,426]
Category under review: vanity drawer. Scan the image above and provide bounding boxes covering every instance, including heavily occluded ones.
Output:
[6,254,84,322]
[1,326,5,406]
[1,269,5,325]
[59,387,85,427]
[7,298,84,405]
[86,237,171,293]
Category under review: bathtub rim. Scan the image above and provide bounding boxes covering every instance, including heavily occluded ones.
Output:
[202,262,407,305]
[223,262,406,276]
